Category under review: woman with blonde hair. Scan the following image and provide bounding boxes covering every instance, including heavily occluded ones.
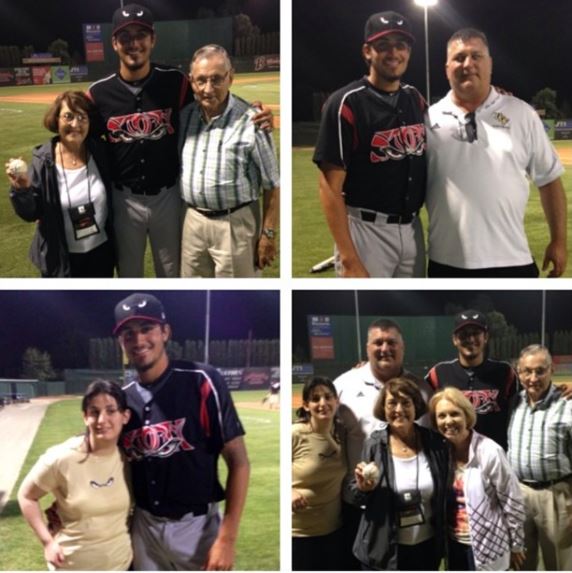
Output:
[430,387,526,570]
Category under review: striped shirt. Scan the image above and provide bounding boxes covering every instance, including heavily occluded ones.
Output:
[507,384,572,482]
[179,94,280,210]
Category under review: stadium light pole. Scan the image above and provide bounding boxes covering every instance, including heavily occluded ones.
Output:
[414,0,438,105]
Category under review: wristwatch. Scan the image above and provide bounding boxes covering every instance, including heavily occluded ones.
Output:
[262,228,276,240]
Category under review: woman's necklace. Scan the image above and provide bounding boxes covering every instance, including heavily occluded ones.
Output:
[390,431,417,454]
[58,142,84,168]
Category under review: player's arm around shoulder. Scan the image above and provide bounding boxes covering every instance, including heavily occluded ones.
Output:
[318,163,369,277]
[205,436,250,571]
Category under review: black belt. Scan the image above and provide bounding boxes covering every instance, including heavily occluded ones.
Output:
[188,200,254,218]
[359,210,415,224]
[116,181,175,196]
[152,503,209,519]
[521,475,572,489]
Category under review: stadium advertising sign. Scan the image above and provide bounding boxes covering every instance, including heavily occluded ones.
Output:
[218,367,275,390]
[51,66,70,84]
[308,315,335,360]
[555,120,572,140]
[83,24,105,62]
[14,67,32,86]
[70,65,89,82]
[254,54,280,72]
[292,363,314,384]
[32,66,52,85]
[0,69,15,86]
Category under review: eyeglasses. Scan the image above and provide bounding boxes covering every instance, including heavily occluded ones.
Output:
[116,30,151,45]
[519,367,550,378]
[465,112,477,142]
[59,111,88,124]
[192,71,229,89]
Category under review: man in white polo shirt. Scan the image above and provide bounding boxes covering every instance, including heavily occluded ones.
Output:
[425,28,567,278]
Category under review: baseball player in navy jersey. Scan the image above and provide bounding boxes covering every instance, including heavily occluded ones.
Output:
[313,11,427,278]
[425,310,517,450]
[114,293,250,570]
[88,4,192,277]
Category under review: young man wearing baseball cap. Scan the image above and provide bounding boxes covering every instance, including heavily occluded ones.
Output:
[88,5,273,278]
[425,309,518,449]
[313,11,427,278]
[113,292,250,570]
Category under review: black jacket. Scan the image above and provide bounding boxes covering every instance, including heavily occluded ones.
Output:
[9,136,115,277]
[348,424,451,570]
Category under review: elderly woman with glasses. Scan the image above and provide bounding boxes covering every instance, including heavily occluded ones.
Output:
[348,377,450,571]
[430,387,526,571]
[5,90,115,277]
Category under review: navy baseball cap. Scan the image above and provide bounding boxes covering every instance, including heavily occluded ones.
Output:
[364,11,415,44]
[113,293,166,334]
[453,309,488,334]
[112,3,154,36]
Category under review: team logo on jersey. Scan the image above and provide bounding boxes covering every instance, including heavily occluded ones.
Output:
[122,418,194,460]
[107,108,175,143]
[463,389,501,414]
[492,112,510,127]
[370,123,426,162]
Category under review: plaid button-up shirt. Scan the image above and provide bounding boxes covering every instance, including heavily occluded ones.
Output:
[179,93,279,210]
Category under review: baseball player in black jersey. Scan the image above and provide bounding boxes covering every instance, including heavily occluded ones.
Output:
[425,309,517,449]
[313,11,427,278]
[114,293,250,570]
[88,5,192,278]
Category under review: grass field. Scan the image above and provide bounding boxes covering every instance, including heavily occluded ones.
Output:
[0,72,280,278]
[0,390,279,571]
[293,133,572,278]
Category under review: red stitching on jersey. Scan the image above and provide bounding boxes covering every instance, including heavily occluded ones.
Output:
[200,380,212,437]
[340,104,358,150]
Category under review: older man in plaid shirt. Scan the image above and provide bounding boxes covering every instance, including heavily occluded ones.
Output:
[178,44,280,277]
[508,344,572,571]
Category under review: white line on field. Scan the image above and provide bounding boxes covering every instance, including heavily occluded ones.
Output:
[0,108,23,113]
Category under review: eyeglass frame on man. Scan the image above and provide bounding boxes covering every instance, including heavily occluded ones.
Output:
[191,71,230,89]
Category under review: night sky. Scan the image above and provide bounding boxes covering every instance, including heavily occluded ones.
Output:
[0,290,279,375]
[0,0,279,57]
[293,290,572,357]
[293,0,572,120]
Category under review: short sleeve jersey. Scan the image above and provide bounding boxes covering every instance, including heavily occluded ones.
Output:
[425,358,517,449]
[121,360,245,518]
[88,65,192,189]
[313,78,427,214]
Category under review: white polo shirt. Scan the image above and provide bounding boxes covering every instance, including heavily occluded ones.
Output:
[333,363,432,474]
[425,88,564,269]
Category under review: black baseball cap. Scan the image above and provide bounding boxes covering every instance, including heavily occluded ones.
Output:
[112,3,154,36]
[364,11,415,44]
[113,293,166,334]
[453,309,488,334]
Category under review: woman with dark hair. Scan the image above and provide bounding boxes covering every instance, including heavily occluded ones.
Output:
[18,380,132,570]
[292,376,347,570]
[6,90,115,277]
[349,377,450,571]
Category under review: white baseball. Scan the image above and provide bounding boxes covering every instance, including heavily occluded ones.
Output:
[362,461,380,482]
[7,158,27,176]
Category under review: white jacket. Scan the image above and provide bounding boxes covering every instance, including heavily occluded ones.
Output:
[460,431,525,570]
